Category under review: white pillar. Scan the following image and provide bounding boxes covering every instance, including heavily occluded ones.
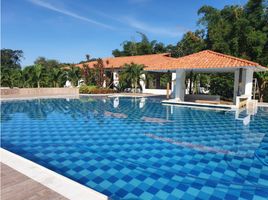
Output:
[103,80,106,88]
[113,71,119,90]
[140,74,146,92]
[175,70,186,101]
[241,69,254,99]
[171,73,176,91]
[103,74,106,88]
[233,70,239,104]
[171,72,176,98]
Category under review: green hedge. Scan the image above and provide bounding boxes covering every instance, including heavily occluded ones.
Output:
[79,85,116,94]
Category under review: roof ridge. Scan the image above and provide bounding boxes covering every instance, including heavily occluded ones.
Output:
[174,50,210,60]
[75,53,171,66]
[205,50,261,66]
[109,53,170,59]
[175,50,262,67]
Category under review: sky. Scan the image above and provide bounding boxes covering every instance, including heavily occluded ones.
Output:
[2,0,247,66]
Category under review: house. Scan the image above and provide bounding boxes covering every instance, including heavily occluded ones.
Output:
[76,50,267,106]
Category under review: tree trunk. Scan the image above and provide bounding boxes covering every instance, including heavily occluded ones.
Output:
[37,81,40,88]
[259,83,265,102]
[260,94,263,102]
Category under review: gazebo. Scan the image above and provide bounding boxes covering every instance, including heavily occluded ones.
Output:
[145,50,267,108]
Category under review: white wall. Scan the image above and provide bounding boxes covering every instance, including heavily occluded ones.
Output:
[171,73,176,98]
[243,69,254,98]
[143,89,171,95]
[175,70,186,101]
[113,71,119,89]
[233,69,239,103]
[239,69,254,99]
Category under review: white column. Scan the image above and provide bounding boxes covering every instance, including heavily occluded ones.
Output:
[175,70,186,101]
[103,80,106,88]
[233,69,239,104]
[171,73,176,91]
[171,72,176,98]
[140,74,146,92]
[103,74,106,88]
[241,69,254,99]
[113,71,119,90]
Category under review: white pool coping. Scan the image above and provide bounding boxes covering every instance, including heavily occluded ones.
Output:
[162,99,235,110]
[0,148,108,200]
[162,103,234,111]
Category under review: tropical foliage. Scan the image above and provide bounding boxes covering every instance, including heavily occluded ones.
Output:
[112,32,167,57]
[0,51,81,88]
[119,63,145,92]
[79,85,115,94]
[112,0,268,101]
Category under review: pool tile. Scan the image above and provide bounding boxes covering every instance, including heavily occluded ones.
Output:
[1,97,268,200]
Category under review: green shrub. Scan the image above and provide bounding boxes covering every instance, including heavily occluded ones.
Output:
[79,85,97,93]
[79,85,115,94]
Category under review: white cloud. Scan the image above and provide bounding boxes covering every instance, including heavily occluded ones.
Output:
[28,0,114,29]
[124,17,187,37]
[28,0,188,37]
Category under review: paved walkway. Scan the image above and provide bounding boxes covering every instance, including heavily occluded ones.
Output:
[1,163,67,200]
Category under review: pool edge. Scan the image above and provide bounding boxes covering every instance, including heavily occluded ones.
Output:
[0,148,108,200]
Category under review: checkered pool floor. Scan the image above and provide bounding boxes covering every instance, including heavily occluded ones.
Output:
[1,97,268,199]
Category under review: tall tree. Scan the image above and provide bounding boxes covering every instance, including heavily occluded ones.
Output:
[1,49,23,69]
[33,64,43,88]
[93,59,105,87]
[112,32,167,57]
[67,65,82,87]
[86,54,90,61]
[176,31,206,57]
[1,49,23,87]
[198,0,267,64]
[197,0,268,100]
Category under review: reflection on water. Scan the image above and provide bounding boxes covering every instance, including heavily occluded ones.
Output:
[1,96,267,155]
[1,96,268,199]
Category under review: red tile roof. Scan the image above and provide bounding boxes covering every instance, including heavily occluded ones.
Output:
[76,50,266,71]
[147,50,266,71]
[75,53,171,69]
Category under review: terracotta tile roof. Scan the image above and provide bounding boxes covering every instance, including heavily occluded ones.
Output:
[75,50,266,71]
[75,53,171,69]
[146,50,266,71]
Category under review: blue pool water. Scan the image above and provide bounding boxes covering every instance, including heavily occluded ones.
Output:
[1,96,268,200]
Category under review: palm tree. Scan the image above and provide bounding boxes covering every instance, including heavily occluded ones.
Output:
[33,64,42,88]
[67,65,82,86]
[51,67,62,87]
[21,66,34,87]
[85,54,90,61]
[121,63,145,93]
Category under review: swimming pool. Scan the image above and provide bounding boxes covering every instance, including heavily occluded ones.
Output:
[1,96,268,200]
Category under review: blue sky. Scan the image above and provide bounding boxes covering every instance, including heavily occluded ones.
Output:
[2,0,247,66]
